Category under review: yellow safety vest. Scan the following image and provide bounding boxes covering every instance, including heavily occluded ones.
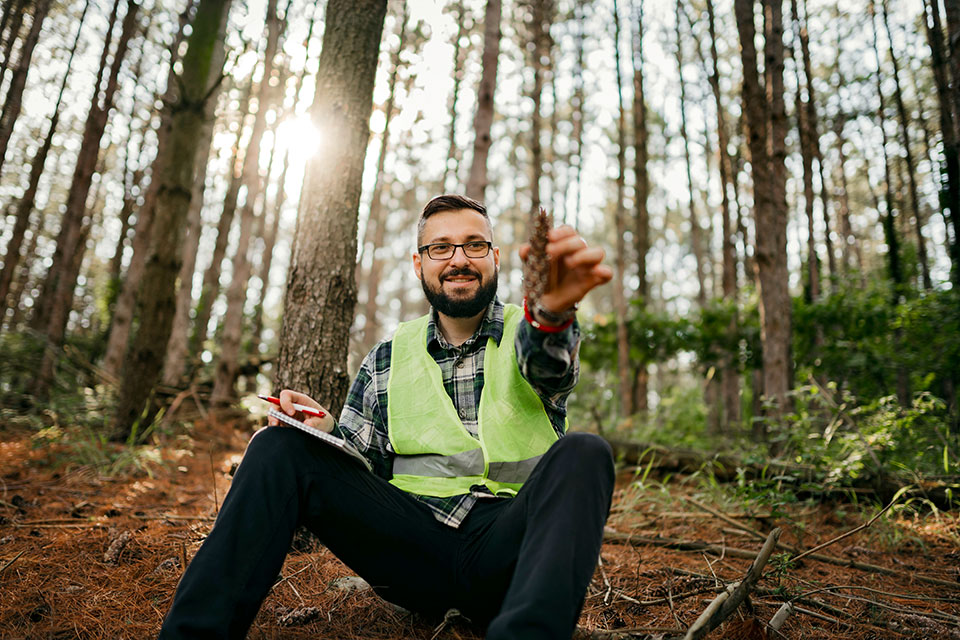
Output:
[386,304,560,498]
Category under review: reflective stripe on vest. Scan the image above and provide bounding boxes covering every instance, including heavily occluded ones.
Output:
[386,304,560,498]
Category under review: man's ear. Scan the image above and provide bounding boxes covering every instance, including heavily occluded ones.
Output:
[493,246,500,270]
[413,251,422,280]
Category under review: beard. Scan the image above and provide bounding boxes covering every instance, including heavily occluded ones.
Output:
[421,265,499,318]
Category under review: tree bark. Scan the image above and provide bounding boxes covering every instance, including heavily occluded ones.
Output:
[34,0,140,399]
[211,0,285,405]
[275,0,386,417]
[0,0,25,88]
[113,0,233,439]
[100,3,194,378]
[735,0,792,422]
[630,0,649,413]
[0,1,87,316]
[528,0,547,217]
[926,0,960,287]
[882,0,931,289]
[441,1,466,192]
[0,0,51,181]
[570,0,585,228]
[465,0,501,201]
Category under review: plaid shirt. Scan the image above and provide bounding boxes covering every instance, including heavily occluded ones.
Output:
[332,298,580,528]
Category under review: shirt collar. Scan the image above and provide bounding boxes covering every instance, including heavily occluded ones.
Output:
[426,298,504,351]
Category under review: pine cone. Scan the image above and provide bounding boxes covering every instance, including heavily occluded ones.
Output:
[524,207,553,305]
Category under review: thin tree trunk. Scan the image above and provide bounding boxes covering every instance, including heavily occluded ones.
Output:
[275,0,387,416]
[0,0,24,88]
[926,0,960,286]
[735,0,792,424]
[706,0,740,429]
[442,1,466,192]
[35,0,140,399]
[791,0,819,301]
[465,0,501,201]
[630,0,649,413]
[529,0,545,217]
[0,0,52,181]
[882,0,931,289]
[0,1,87,315]
[611,0,632,418]
[675,0,707,308]
[212,0,285,405]
[113,0,232,439]
[570,0,585,228]
[101,3,194,378]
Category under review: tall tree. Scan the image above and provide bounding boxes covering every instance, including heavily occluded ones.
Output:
[465,0,502,201]
[630,0,649,413]
[882,0,931,289]
[0,0,50,180]
[211,0,286,404]
[0,0,26,88]
[34,0,140,398]
[734,0,792,422]
[275,0,387,416]
[361,3,409,353]
[611,0,632,417]
[527,0,551,216]
[113,0,233,439]
[442,1,467,192]
[0,1,87,316]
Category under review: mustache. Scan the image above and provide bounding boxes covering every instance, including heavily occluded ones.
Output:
[441,267,481,281]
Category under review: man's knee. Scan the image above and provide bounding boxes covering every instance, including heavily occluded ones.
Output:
[243,426,314,468]
[554,432,613,467]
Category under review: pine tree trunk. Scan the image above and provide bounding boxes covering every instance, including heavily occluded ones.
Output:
[0,0,24,87]
[465,0,501,201]
[631,0,649,413]
[189,78,255,360]
[113,0,233,440]
[34,0,139,399]
[570,0,585,228]
[705,0,740,429]
[275,0,386,416]
[211,0,285,405]
[361,4,407,353]
[0,1,87,315]
[881,0,931,289]
[735,0,792,423]
[441,1,466,192]
[791,0,819,301]
[529,0,545,217]
[100,4,194,378]
[926,0,960,287]
[0,0,51,180]
[611,0,632,418]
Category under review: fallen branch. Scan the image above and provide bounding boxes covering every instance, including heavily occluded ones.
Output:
[790,490,904,563]
[682,528,781,640]
[576,625,684,639]
[0,550,24,575]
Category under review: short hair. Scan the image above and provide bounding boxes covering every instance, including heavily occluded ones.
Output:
[417,194,492,246]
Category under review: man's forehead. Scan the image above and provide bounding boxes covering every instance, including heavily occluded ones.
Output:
[421,209,492,240]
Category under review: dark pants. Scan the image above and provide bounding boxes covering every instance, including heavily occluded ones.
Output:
[157,428,614,640]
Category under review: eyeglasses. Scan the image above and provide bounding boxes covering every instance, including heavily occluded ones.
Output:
[418,241,493,260]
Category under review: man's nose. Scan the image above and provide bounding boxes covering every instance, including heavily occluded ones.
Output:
[448,245,471,265]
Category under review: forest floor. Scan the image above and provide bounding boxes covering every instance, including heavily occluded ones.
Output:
[1,409,959,640]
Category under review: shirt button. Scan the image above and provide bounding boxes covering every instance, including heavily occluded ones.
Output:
[458,408,466,419]
[456,360,464,369]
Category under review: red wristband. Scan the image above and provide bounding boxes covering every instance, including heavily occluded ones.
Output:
[523,297,575,333]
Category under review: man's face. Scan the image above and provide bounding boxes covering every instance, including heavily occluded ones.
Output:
[413,209,500,318]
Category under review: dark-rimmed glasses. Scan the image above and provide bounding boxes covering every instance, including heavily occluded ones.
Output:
[418,241,493,260]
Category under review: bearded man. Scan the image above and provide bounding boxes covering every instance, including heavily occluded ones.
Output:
[159,194,615,640]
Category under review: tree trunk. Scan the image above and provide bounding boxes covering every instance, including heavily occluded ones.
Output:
[926,0,960,287]
[0,1,87,316]
[735,0,792,422]
[442,1,466,192]
[361,4,407,353]
[0,0,25,88]
[275,0,386,417]
[113,0,233,440]
[675,0,707,308]
[611,0,631,418]
[529,0,546,217]
[465,0,501,201]
[630,0,649,413]
[211,0,285,405]
[188,77,255,360]
[0,0,50,181]
[570,0,585,228]
[100,3,194,378]
[34,0,140,399]
[880,0,931,289]
[705,0,740,430]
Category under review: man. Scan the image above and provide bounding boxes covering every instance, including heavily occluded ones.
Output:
[159,195,615,639]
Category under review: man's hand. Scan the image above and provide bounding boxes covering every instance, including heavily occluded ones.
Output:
[267,389,336,433]
[519,225,613,313]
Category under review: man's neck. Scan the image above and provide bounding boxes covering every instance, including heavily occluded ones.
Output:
[436,310,485,347]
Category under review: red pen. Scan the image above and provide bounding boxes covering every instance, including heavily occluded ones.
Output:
[258,394,326,418]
